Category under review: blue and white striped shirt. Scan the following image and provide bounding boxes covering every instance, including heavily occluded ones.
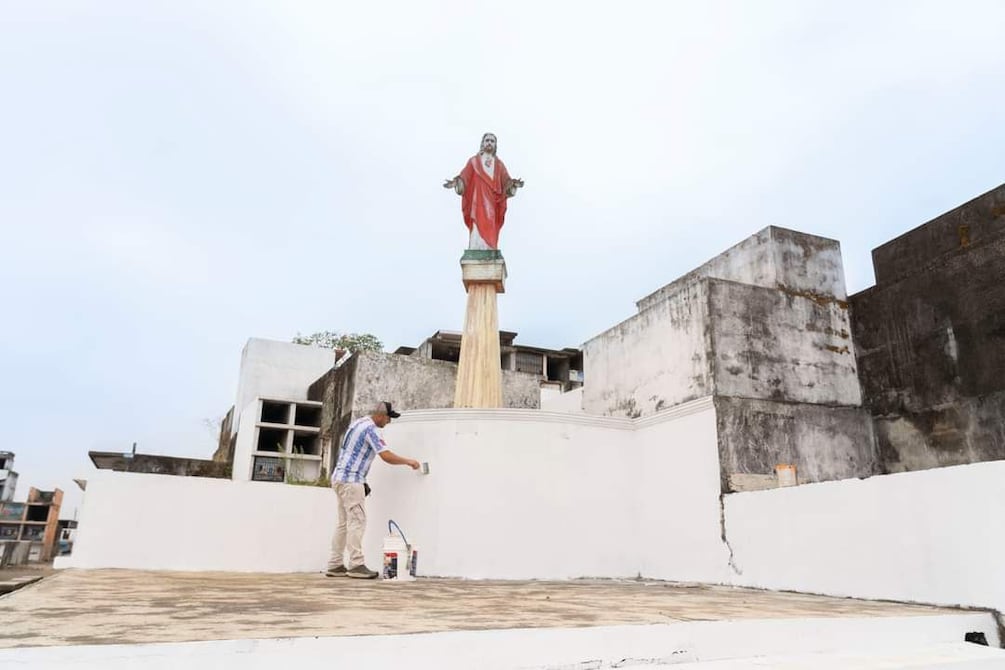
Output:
[332,416,387,484]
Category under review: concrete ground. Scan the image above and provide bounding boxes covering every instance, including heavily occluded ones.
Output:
[0,569,972,649]
[0,565,56,581]
[0,565,54,596]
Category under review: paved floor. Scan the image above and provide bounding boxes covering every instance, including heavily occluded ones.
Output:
[0,566,55,581]
[0,569,966,649]
[0,565,53,596]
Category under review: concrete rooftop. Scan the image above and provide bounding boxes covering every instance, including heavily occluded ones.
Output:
[0,569,971,649]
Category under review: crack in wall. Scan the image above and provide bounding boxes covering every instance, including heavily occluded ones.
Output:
[719,493,742,576]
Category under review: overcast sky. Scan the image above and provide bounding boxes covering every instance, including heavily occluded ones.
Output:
[2,1,1003,517]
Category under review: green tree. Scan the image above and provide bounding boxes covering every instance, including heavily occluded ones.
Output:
[292,331,383,353]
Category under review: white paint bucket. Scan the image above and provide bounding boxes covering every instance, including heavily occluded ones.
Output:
[382,520,415,582]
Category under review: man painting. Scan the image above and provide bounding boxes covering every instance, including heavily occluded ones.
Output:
[326,401,420,579]
[443,133,524,250]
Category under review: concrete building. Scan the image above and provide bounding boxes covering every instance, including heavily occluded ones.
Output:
[582,226,877,490]
[308,334,581,476]
[397,330,584,390]
[217,333,574,483]
[0,451,18,503]
[850,183,1005,473]
[0,487,63,564]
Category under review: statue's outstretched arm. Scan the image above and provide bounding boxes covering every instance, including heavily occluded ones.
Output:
[505,178,524,198]
[443,176,465,195]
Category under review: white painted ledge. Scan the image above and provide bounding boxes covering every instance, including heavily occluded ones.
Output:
[0,614,997,669]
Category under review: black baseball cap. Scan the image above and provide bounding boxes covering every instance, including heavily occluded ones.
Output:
[376,401,401,419]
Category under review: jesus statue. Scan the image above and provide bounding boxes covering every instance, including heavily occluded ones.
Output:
[443,133,524,250]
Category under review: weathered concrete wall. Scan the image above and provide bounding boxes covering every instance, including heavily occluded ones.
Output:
[352,351,459,416]
[501,369,548,408]
[90,453,232,478]
[873,392,1005,473]
[584,227,857,420]
[715,397,879,491]
[583,279,713,418]
[583,278,859,418]
[709,280,860,406]
[311,351,542,467]
[308,356,359,475]
[211,406,235,463]
[636,226,847,312]
[351,351,540,416]
[871,183,1005,285]
[583,226,874,486]
[851,194,1005,472]
[853,235,1005,414]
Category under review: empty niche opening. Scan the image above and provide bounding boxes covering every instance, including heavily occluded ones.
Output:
[294,405,322,428]
[546,356,570,383]
[257,427,287,453]
[292,431,320,456]
[260,401,290,425]
[431,341,460,363]
[26,505,49,522]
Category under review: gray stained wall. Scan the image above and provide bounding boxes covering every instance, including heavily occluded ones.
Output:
[584,227,859,419]
[309,351,541,472]
[707,279,860,407]
[714,397,879,491]
[850,183,1005,473]
[90,452,232,479]
[583,226,878,488]
[709,278,879,489]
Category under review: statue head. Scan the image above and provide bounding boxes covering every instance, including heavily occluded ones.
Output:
[480,133,497,156]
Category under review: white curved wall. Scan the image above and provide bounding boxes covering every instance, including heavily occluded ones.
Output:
[58,399,726,577]
[362,399,729,581]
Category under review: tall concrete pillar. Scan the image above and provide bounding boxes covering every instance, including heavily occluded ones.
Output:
[454,250,506,408]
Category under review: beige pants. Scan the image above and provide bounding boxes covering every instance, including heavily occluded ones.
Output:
[328,482,367,570]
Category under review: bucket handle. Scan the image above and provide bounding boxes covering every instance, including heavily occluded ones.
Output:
[388,519,409,548]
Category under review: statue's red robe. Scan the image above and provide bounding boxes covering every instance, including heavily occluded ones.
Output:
[458,154,511,249]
